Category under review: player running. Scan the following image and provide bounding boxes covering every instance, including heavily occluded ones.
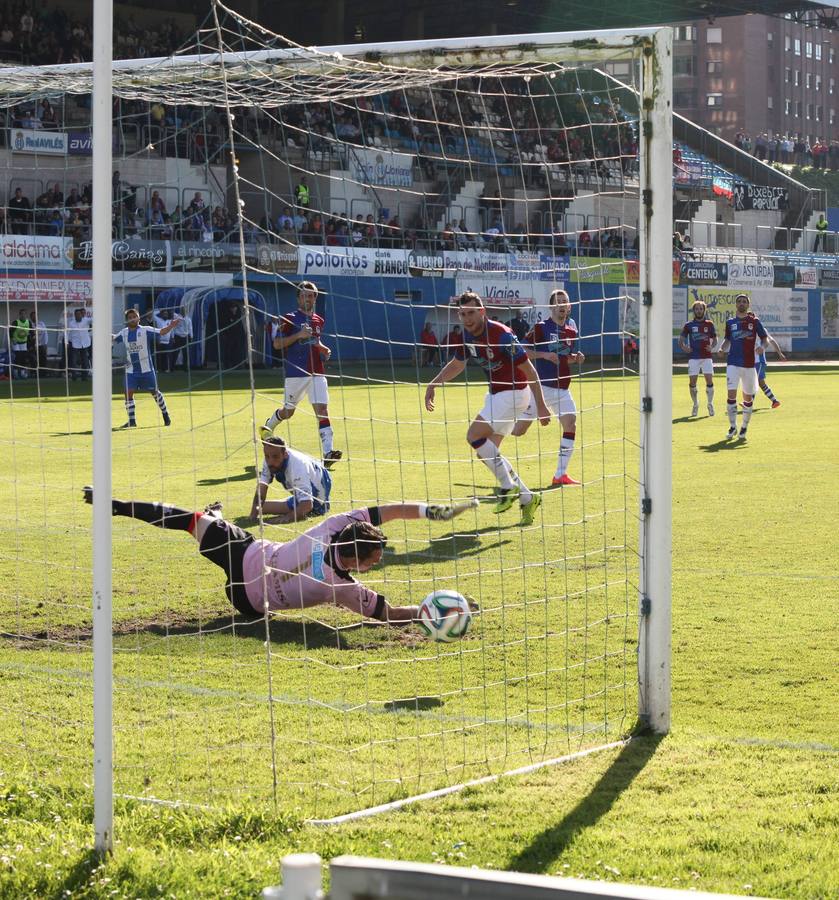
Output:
[260,281,342,470]
[678,298,717,417]
[718,293,768,441]
[755,331,786,408]
[249,436,332,524]
[424,291,551,525]
[510,289,585,486]
[113,308,181,429]
[82,486,477,624]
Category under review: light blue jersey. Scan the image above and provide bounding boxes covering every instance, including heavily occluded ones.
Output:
[260,447,332,516]
[114,325,161,375]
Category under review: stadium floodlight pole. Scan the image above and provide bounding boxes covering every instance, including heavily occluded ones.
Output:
[637,27,673,734]
[91,0,114,856]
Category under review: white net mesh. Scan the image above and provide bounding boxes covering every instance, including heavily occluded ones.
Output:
[0,5,655,821]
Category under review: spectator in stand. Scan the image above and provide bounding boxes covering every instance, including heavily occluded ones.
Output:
[364,213,376,245]
[154,308,175,373]
[508,311,529,342]
[295,177,310,210]
[8,186,32,235]
[10,309,31,379]
[445,323,462,358]
[37,98,56,127]
[65,307,92,381]
[31,309,48,374]
[0,23,14,58]
[170,309,193,371]
[577,230,592,257]
[813,213,829,252]
[418,322,440,366]
[277,207,294,233]
[293,209,308,234]
[673,231,684,255]
[385,215,402,248]
[351,215,364,247]
[20,8,34,52]
[148,189,166,218]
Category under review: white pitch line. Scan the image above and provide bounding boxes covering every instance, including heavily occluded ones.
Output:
[306,739,630,826]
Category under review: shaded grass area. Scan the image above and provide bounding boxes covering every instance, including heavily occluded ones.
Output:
[1,368,838,897]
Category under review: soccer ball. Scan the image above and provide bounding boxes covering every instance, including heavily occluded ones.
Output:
[416,590,471,642]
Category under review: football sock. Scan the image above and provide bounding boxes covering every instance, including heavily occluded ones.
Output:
[741,400,753,427]
[318,418,333,455]
[760,382,778,402]
[152,390,169,419]
[125,398,136,425]
[111,500,198,532]
[706,385,714,405]
[689,386,698,405]
[474,439,516,491]
[556,431,576,478]
[726,402,737,428]
[264,408,282,432]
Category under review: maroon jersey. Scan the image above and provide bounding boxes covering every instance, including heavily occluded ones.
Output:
[526,317,578,390]
[681,318,716,360]
[453,319,529,394]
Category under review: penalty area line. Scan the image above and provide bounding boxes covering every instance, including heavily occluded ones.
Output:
[305,738,629,827]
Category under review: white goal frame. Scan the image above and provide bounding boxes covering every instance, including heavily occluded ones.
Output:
[0,19,672,851]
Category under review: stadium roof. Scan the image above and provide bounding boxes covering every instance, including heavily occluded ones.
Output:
[242,0,839,45]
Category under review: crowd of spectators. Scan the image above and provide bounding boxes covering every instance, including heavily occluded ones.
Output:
[0,3,187,65]
[736,131,839,169]
[1,177,247,246]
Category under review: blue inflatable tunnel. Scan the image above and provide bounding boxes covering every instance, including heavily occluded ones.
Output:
[188,286,267,368]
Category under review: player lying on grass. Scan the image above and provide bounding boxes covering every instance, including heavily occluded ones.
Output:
[249,436,331,525]
[83,487,477,624]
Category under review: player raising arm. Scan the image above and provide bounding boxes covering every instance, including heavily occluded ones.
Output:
[424,291,550,526]
[113,307,181,429]
[678,298,717,417]
[717,293,768,441]
[83,487,477,625]
[249,436,332,524]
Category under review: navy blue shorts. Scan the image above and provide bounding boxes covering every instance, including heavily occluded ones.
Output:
[126,371,158,392]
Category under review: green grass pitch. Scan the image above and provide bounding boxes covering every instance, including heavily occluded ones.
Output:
[0,365,837,898]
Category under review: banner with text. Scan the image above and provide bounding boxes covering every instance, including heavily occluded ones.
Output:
[727,261,774,288]
[688,286,807,344]
[0,235,74,271]
[0,273,91,303]
[10,128,68,155]
[732,183,789,211]
[349,147,414,188]
[822,293,839,338]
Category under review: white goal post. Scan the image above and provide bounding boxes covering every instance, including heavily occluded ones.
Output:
[0,14,672,852]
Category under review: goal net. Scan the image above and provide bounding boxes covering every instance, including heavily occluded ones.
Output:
[0,3,671,827]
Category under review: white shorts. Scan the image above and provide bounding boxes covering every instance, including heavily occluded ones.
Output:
[522,385,577,420]
[476,388,532,436]
[726,365,758,395]
[688,358,714,377]
[284,375,329,408]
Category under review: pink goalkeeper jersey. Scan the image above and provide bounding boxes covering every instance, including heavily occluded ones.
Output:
[241,508,380,616]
